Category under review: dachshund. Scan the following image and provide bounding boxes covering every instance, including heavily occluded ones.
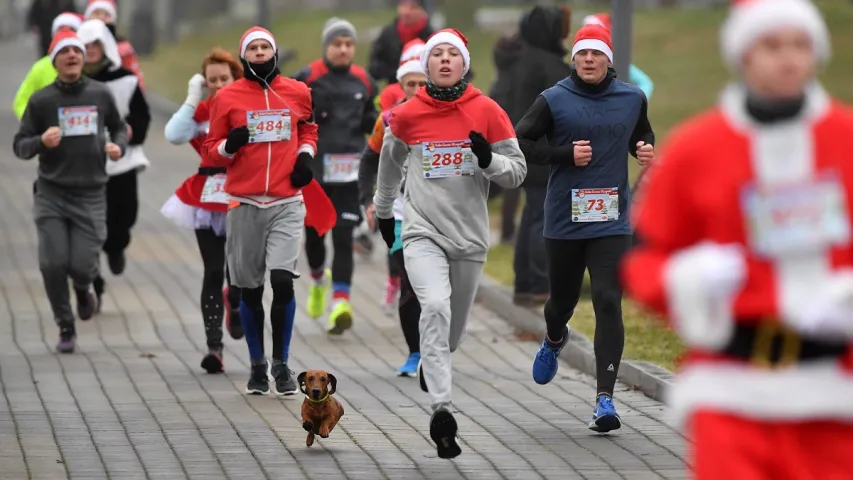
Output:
[297,370,344,447]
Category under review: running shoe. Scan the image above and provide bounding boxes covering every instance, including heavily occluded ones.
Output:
[223,286,244,340]
[75,287,97,321]
[327,299,353,335]
[382,276,400,317]
[56,323,76,354]
[430,408,462,459]
[271,363,299,396]
[307,269,330,319]
[246,360,270,395]
[532,325,569,385]
[589,394,622,433]
[398,352,420,377]
[201,349,224,374]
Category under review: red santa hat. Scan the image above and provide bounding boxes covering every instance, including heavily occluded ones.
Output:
[721,0,829,68]
[84,0,117,21]
[51,12,84,36]
[583,13,612,32]
[421,28,470,77]
[571,24,613,63]
[48,29,85,64]
[396,39,426,82]
[239,26,277,59]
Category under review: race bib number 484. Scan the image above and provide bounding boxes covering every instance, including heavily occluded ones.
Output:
[58,106,98,136]
[247,109,291,143]
[571,188,619,222]
[742,175,851,256]
[422,140,475,179]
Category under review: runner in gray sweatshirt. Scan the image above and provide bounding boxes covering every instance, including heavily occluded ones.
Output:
[13,30,127,354]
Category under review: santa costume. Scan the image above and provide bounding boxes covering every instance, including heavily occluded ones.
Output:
[622,0,853,478]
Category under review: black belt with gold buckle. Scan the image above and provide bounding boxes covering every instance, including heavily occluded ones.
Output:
[721,321,848,368]
[198,167,226,176]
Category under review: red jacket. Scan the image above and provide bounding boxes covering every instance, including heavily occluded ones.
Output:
[622,83,853,424]
[204,76,319,202]
[378,82,405,112]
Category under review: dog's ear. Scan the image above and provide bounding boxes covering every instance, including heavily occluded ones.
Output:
[327,373,337,395]
[297,371,308,396]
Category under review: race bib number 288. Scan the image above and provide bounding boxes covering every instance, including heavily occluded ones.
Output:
[421,140,475,179]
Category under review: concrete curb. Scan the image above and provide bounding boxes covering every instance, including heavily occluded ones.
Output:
[476,275,674,403]
[146,89,675,403]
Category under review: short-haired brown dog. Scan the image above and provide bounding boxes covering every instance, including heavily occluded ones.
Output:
[297,370,343,447]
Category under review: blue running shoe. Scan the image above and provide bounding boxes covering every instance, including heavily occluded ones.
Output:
[398,352,420,377]
[589,394,622,433]
[532,325,569,385]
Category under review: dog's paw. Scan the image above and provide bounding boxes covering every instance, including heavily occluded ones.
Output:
[302,421,314,432]
[318,427,330,438]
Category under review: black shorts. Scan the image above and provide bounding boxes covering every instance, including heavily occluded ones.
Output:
[321,182,362,228]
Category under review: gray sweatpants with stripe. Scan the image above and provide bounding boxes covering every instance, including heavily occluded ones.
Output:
[404,237,484,412]
[33,179,107,324]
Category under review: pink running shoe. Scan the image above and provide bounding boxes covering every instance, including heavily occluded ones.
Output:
[383,276,400,317]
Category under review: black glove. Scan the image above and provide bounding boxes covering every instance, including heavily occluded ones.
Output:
[469,130,492,169]
[378,217,396,249]
[291,152,314,188]
[224,126,249,154]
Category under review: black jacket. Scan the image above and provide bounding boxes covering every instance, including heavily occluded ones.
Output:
[28,0,78,57]
[368,19,434,85]
[501,6,573,188]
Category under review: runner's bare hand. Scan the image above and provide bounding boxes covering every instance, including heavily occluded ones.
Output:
[41,127,61,148]
[636,141,655,166]
[573,140,592,166]
[366,204,376,231]
[106,143,122,161]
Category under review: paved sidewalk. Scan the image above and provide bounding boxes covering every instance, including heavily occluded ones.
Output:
[0,40,687,480]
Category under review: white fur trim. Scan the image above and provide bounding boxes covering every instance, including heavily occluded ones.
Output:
[51,13,82,36]
[720,0,829,69]
[106,145,149,176]
[77,19,121,70]
[49,37,85,63]
[583,15,605,27]
[421,31,470,77]
[241,30,276,58]
[400,43,425,63]
[571,38,613,63]
[666,361,853,428]
[396,59,425,82]
[297,144,315,157]
[84,0,116,21]
[217,139,235,159]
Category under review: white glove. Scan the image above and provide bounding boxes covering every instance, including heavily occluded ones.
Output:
[664,242,747,349]
[185,74,206,108]
[786,270,853,340]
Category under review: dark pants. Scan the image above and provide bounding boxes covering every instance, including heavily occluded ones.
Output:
[104,170,139,255]
[513,187,548,295]
[543,235,631,396]
[305,225,355,286]
[392,249,420,354]
[501,187,521,243]
[195,229,240,350]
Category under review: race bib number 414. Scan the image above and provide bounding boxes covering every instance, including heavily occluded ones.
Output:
[247,109,291,143]
[422,140,475,179]
[58,106,98,136]
[571,188,619,222]
[742,175,851,256]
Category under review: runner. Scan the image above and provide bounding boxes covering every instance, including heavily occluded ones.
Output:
[373,28,526,458]
[293,17,378,335]
[517,24,655,433]
[13,29,127,353]
[205,26,335,395]
[83,0,145,88]
[77,18,151,308]
[13,12,83,120]
[623,0,853,477]
[377,39,425,111]
[359,41,427,376]
[582,13,654,100]
[161,48,245,374]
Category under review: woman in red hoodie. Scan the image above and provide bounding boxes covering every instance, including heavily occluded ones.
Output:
[161,48,244,374]
[204,27,334,397]
[373,28,527,459]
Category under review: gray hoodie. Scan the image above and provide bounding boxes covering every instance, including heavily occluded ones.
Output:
[14,77,128,188]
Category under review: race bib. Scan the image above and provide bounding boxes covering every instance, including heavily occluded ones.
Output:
[200,174,230,204]
[742,175,851,256]
[246,109,291,143]
[571,188,619,222]
[421,140,475,179]
[323,154,360,183]
[58,106,98,136]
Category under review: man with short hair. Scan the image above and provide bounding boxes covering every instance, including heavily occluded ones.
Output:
[623,0,853,477]
[368,0,434,86]
[516,23,655,433]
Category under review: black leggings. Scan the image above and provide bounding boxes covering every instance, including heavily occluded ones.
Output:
[392,249,420,354]
[104,170,139,255]
[304,225,355,285]
[387,250,402,278]
[195,229,240,350]
[544,235,631,396]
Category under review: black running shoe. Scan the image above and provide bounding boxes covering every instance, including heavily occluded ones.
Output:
[75,287,96,321]
[271,363,299,396]
[107,251,126,275]
[246,360,270,395]
[430,409,462,459]
[201,349,224,374]
[56,323,76,354]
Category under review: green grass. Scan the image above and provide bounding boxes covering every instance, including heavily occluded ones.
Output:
[140,2,853,372]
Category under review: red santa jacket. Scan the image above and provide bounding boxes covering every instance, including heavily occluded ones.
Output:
[622,83,853,424]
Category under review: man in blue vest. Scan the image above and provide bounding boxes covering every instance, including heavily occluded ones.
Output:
[515,24,655,433]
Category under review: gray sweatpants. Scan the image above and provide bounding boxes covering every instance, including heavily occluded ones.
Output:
[404,237,484,412]
[33,179,107,324]
[226,200,306,288]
